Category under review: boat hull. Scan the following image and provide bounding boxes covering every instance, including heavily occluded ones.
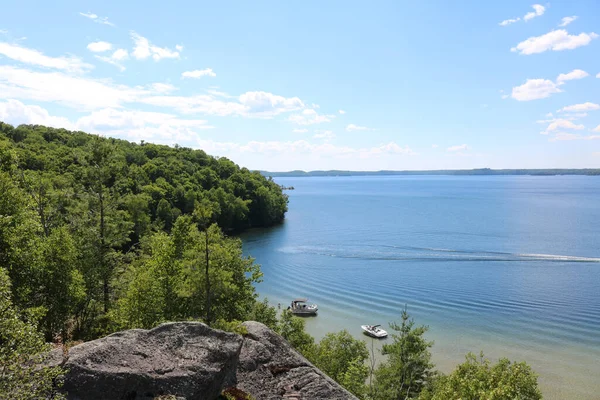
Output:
[361,325,388,338]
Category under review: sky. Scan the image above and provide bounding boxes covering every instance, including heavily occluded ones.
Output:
[1,1,599,171]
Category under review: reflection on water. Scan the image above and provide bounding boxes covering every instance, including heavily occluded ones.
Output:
[242,176,600,400]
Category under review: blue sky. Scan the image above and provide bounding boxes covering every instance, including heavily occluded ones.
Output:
[1,1,599,171]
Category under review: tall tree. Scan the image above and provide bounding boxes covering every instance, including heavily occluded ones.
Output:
[373,308,434,399]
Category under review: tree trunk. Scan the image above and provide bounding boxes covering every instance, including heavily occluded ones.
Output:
[205,229,211,326]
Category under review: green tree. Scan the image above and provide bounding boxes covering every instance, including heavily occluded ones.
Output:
[311,330,369,397]
[247,298,278,330]
[373,308,434,399]
[419,352,542,400]
[0,267,65,399]
[276,310,316,357]
[312,330,369,383]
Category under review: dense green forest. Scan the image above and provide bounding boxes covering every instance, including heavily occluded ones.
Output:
[0,121,287,342]
[263,168,600,177]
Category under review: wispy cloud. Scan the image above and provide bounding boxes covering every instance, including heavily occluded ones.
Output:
[338,109,346,114]
[511,29,599,55]
[346,123,372,132]
[447,144,469,152]
[79,12,114,27]
[289,109,333,125]
[549,133,600,141]
[131,32,180,61]
[558,102,600,113]
[523,4,545,21]
[500,4,545,26]
[540,119,585,135]
[313,130,335,140]
[0,42,92,73]
[556,69,589,84]
[95,49,129,71]
[559,16,578,27]
[182,68,216,79]
[292,128,308,133]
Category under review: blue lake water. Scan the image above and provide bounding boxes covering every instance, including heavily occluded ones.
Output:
[240,176,600,399]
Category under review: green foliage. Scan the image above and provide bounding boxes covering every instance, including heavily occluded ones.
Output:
[0,267,65,399]
[247,298,278,330]
[312,330,368,383]
[311,330,369,397]
[276,310,316,357]
[372,308,434,400]
[112,216,263,331]
[0,122,288,340]
[419,352,542,400]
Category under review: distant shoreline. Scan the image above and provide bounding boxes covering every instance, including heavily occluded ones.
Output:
[261,168,600,177]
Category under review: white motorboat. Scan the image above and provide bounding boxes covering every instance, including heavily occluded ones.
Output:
[288,298,318,315]
[361,324,388,338]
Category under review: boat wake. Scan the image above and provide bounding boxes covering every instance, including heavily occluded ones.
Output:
[279,245,600,263]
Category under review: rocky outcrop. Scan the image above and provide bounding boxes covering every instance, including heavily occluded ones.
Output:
[50,321,356,400]
[237,321,357,400]
[50,322,243,400]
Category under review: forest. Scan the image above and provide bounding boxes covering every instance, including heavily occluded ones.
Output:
[0,121,288,341]
[0,122,541,399]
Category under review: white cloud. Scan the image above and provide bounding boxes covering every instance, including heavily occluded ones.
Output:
[149,83,177,94]
[523,4,545,21]
[447,144,470,152]
[500,4,545,26]
[95,49,129,71]
[87,41,112,52]
[76,108,212,131]
[346,123,372,131]
[511,30,599,55]
[288,108,333,125]
[597,72,600,78]
[593,125,600,132]
[432,144,439,148]
[0,99,75,129]
[558,102,600,112]
[175,45,183,52]
[559,16,578,27]
[197,139,414,159]
[546,112,554,117]
[0,42,92,73]
[501,94,509,99]
[111,49,128,61]
[338,109,346,114]
[556,69,589,83]
[500,17,520,26]
[293,128,308,133]
[141,90,304,118]
[511,79,561,101]
[79,12,114,27]
[182,68,216,79]
[549,133,600,141]
[313,130,335,140]
[540,119,585,134]
[131,32,180,61]
[0,65,147,110]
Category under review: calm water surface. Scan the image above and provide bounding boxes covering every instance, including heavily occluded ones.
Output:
[241,176,600,399]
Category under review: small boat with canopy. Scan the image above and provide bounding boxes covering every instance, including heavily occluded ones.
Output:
[288,298,318,315]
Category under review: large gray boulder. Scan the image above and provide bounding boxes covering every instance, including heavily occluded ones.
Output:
[53,322,242,400]
[237,321,358,400]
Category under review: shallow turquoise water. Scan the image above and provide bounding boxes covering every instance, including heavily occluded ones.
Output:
[241,176,600,399]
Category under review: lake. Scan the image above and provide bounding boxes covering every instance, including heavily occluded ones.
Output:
[240,175,600,399]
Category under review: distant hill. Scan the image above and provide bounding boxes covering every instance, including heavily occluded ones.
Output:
[261,168,600,177]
